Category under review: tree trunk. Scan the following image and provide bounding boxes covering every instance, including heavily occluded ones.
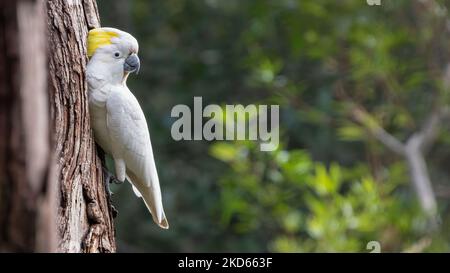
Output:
[46,0,116,252]
[0,0,56,252]
[0,0,115,253]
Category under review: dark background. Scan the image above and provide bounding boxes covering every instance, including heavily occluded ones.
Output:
[97,0,450,252]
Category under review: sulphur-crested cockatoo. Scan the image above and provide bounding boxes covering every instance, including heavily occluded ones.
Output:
[86,27,168,229]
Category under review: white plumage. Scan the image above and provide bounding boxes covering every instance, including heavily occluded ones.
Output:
[86,27,169,229]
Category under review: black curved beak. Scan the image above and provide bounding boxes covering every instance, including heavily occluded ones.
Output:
[124,53,140,74]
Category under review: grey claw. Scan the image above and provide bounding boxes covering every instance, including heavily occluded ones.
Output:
[102,166,120,184]
[113,178,124,185]
[102,167,116,196]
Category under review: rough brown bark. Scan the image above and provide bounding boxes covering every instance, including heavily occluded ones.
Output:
[46,0,116,252]
[0,0,56,252]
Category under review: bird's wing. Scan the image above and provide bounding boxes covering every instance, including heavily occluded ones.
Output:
[106,86,168,229]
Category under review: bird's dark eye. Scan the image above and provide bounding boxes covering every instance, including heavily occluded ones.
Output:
[114,52,120,58]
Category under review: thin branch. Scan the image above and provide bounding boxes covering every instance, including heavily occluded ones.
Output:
[350,106,405,155]
[350,103,441,222]
[414,108,445,153]
[404,136,438,218]
[414,62,450,152]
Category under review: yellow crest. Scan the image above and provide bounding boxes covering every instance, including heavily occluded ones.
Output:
[87,28,119,57]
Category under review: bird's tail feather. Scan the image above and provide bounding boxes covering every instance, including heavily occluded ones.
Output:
[126,172,169,229]
[142,192,169,229]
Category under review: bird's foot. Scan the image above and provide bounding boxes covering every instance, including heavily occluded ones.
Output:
[102,166,124,185]
[102,167,116,196]
[113,179,124,185]
[101,167,119,218]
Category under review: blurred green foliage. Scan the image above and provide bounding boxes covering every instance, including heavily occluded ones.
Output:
[98,0,450,252]
[212,142,427,252]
